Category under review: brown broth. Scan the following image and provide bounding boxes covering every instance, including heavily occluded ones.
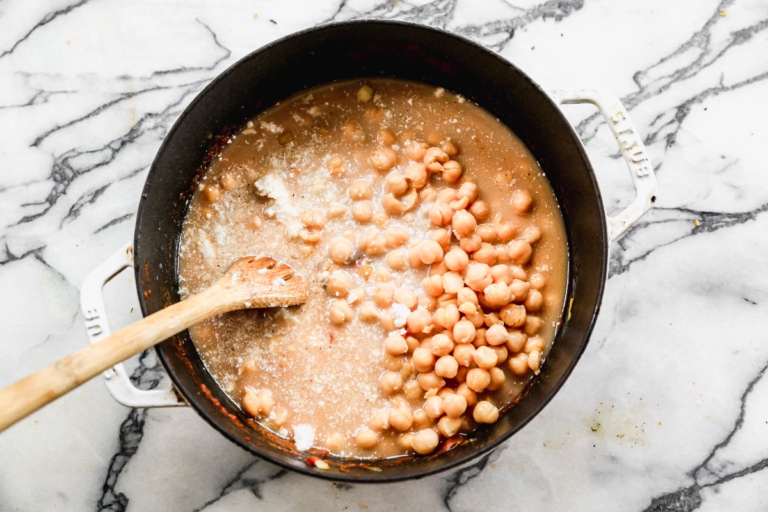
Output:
[178,79,568,459]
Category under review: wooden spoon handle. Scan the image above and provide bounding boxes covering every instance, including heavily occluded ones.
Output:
[0,285,230,432]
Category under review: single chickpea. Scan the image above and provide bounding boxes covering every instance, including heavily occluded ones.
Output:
[373,210,390,228]
[352,201,374,223]
[456,383,478,407]
[433,304,460,330]
[411,429,440,455]
[365,233,387,257]
[494,245,510,263]
[441,140,459,157]
[452,210,477,239]
[464,263,493,292]
[472,243,497,266]
[453,319,477,344]
[525,289,544,312]
[512,189,533,213]
[468,200,491,222]
[407,307,434,334]
[459,234,482,253]
[412,408,431,429]
[384,225,410,248]
[487,367,506,391]
[327,270,351,298]
[325,431,346,452]
[383,353,403,372]
[434,355,459,379]
[424,147,449,172]
[508,353,530,376]
[382,193,404,216]
[404,162,428,189]
[428,333,455,357]
[442,271,465,294]
[379,311,397,331]
[500,303,527,328]
[529,272,547,290]
[507,279,529,302]
[442,393,468,419]
[485,324,510,346]
[385,172,410,196]
[329,236,355,265]
[438,416,462,437]
[386,249,408,271]
[242,387,268,417]
[370,146,398,172]
[327,202,346,219]
[418,293,438,312]
[394,287,418,310]
[524,316,543,336]
[301,209,326,230]
[474,328,487,347]
[422,274,445,297]
[436,292,458,309]
[450,196,470,211]
[355,428,379,449]
[380,371,404,395]
[389,407,414,431]
[431,262,449,276]
[509,265,528,281]
[372,267,393,282]
[418,371,446,391]
[455,366,468,384]
[457,287,479,306]
[429,201,454,226]
[327,154,345,176]
[523,226,542,244]
[384,333,409,356]
[404,380,423,401]
[442,160,463,183]
[457,181,478,203]
[473,401,500,424]
[506,330,527,353]
[419,240,444,265]
[220,172,240,191]
[329,299,353,325]
[204,185,222,204]
[349,180,373,200]
[406,141,428,161]
[483,282,513,307]
[453,343,476,366]
[378,128,397,146]
[437,187,458,203]
[358,301,379,323]
[472,346,499,370]
[528,349,542,373]
[412,346,436,373]
[373,283,395,309]
[405,335,421,353]
[476,224,498,243]
[507,239,533,265]
[429,228,452,250]
[466,368,492,393]
[424,395,444,419]
[370,409,390,431]
[493,345,509,364]
[490,265,513,286]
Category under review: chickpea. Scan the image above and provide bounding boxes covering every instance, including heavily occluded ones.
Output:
[472,243,497,266]
[472,345,499,370]
[327,154,345,176]
[327,202,346,219]
[523,225,542,244]
[379,311,397,331]
[407,307,434,334]
[450,196,470,212]
[378,128,397,145]
[349,180,373,200]
[512,189,533,213]
[364,233,387,257]
[433,304,460,330]
[428,333,454,357]
[329,299,353,325]
[424,147,449,172]
[493,345,509,364]
[389,407,414,431]
[525,289,544,312]
[404,380,423,401]
[483,282,513,307]
[452,319,476,345]
[301,209,326,230]
[220,171,240,191]
[411,347,435,373]
[394,287,418,310]
[411,429,440,455]
[380,371,404,395]
[327,270,351,298]
[452,210,477,239]
[384,225,410,248]
[442,271,465,294]
[442,160,463,183]
[356,428,379,449]
[404,162,428,189]
[370,409,391,431]
[422,274,444,297]
[508,353,529,376]
[431,262,449,277]
[453,343,476,367]
[490,265,512,286]
[436,292,457,309]
[476,224,498,243]
[329,236,355,264]
[524,316,543,336]
[508,279,530,302]
[419,240,444,265]
[412,408,431,429]
[204,185,221,203]
[384,172,409,197]
[242,387,273,417]
[406,141,428,161]
[500,303,527,327]
[456,383,478,407]
[429,201,453,226]
[487,367,506,392]
[506,330,527,352]
[418,371,446,391]
[507,239,533,265]
[373,210,390,227]
[485,324,510,346]
[529,272,547,290]
[468,199,491,222]
[405,335,421,353]
[442,393,468,419]
[373,283,395,309]
[456,181,477,202]
[424,395,444,419]
[459,234,482,253]
[370,146,398,172]
[386,249,408,271]
[437,187,458,203]
[464,263,493,292]
[352,201,373,223]
[438,416,462,437]
[384,333,409,356]
[466,368,491,393]
[509,265,528,281]
[358,301,379,323]
[457,287,479,306]
[528,349,542,373]
[419,185,438,203]
[434,355,459,379]
[383,353,404,372]
[473,401,500,424]
[380,193,403,216]
[441,140,459,157]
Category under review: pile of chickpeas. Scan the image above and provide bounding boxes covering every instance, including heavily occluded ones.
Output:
[290,118,550,456]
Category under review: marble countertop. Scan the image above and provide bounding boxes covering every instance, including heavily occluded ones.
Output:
[2,0,767,510]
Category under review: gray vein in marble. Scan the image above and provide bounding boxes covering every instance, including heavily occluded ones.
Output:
[642,358,768,512]
[97,408,147,512]
[190,461,288,512]
[0,0,89,59]
[442,448,503,510]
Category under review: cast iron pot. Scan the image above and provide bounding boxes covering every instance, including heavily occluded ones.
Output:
[131,20,656,481]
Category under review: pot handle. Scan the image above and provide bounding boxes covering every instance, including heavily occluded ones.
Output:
[549,89,657,243]
[80,243,186,408]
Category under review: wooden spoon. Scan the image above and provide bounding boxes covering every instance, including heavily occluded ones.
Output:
[0,256,308,432]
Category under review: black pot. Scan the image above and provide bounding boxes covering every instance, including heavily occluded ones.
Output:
[135,20,610,481]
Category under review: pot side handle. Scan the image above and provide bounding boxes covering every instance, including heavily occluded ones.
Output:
[80,243,186,408]
[549,89,657,243]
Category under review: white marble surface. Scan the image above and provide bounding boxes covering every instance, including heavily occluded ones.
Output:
[1,0,767,510]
